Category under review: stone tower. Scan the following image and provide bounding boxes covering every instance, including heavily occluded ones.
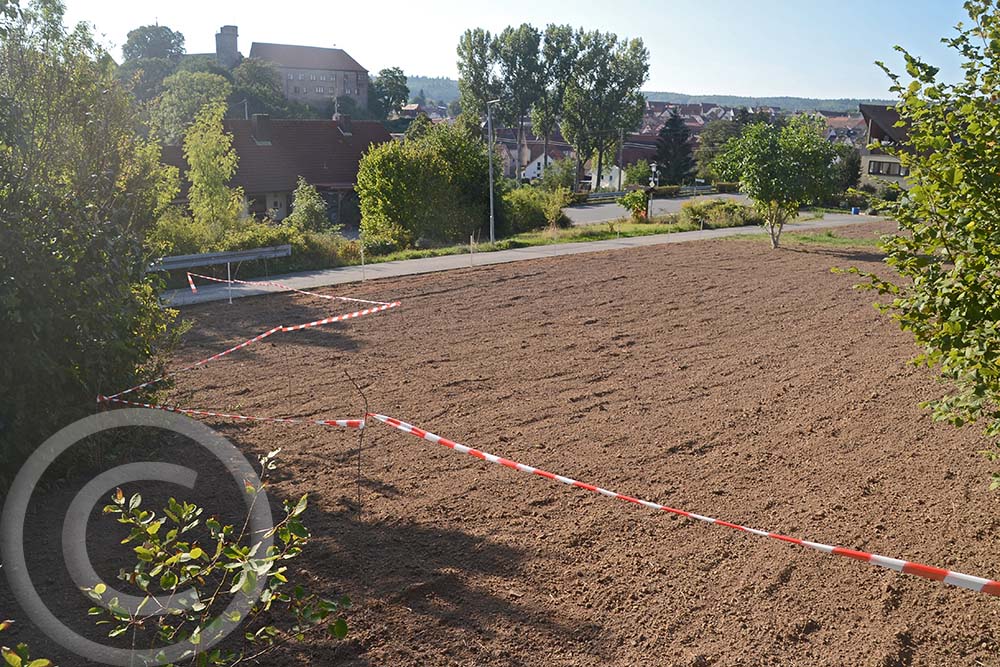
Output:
[215,25,239,69]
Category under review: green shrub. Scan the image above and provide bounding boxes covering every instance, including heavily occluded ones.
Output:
[624,159,652,187]
[651,185,681,198]
[537,158,577,192]
[1,3,178,483]
[286,177,338,233]
[714,181,741,193]
[543,187,573,228]
[617,189,650,221]
[148,206,214,256]
[679,199,761,229]
[503,187,548,233]
[568,192,589,205]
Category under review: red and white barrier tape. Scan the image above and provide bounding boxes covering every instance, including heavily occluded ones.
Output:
[107,302,400,400]
[100,395,364,429]
[187,272,391,306]
[367,413,1000,598]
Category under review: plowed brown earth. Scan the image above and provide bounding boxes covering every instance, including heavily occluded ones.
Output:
[7,221,1000,666]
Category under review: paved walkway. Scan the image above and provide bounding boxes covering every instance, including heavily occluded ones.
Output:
[565,193,751,225]
[164,214,883,306]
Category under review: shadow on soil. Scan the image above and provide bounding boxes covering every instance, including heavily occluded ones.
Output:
[288,503,604,665]
[781,245,886,264]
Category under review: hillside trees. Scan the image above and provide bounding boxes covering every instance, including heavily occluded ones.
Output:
[493,24,543,177]
[561,31,649,190]
[371,66,409,119]
[0,0,177,475]
[151,70,232,143]
[456,28,499,116]
[713,115,837,248]
[530,24,578,178]
[853,1,1000,486]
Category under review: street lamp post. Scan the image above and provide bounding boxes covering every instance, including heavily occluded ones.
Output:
[486,98,500,245]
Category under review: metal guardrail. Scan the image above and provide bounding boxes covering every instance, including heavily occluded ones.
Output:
[147,245,292,272]
[679,185,716,196]
[586,190,628,202]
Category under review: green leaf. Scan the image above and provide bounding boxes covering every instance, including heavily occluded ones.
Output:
[330,618,348,639]
[1,646,22,667]
[27,660,53,667]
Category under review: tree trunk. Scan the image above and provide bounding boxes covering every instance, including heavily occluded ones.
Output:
[575,154,582,192]
[541,132,549,179]
[517,113,525,185]
[595,148,604,193]
[769,207,782,249]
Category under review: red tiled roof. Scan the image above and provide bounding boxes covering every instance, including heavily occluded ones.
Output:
[248,42,367,72]
[162,118,392,195]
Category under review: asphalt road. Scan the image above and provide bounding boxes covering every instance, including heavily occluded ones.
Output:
[165,213,883,306]
[564,193,751,225]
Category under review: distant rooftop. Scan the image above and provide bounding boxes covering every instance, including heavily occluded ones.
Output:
[249,42,367,72]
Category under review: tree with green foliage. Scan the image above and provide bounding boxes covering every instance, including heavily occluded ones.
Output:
[530,24,578,179]
[493,23,543,177]
[151,70,232,143]
[561,30,649,191]
[404,112,433,140]
[538,157,577,191]
[456,28,499,116]
[285,177,334,232]
[357,114,491,249]
[371,66,409,119]
[184,101,243,237]
[713,115,837,248]
[0,0,178,478]
[116,56,177,102]
[123,23,185,62]
[832,143,861,192]
[852,2,1000,486]
[624,159,651,187]
[230,57,284,117]
[412,88,426,106]
[654,111,694,185]
[694,119,743,181]
[447,99,462,117]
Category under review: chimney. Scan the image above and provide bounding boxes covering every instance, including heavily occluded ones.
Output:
[215,25,239,69]
[251,113,271,144]
[333,113,352,136]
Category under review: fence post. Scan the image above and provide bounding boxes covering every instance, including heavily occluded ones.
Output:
[227,261,232,304]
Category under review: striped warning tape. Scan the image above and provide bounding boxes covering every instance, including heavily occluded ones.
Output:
[366,413,1000,597]
[106,302,400,400]
[100,395,364,429]
[187,272,391,306]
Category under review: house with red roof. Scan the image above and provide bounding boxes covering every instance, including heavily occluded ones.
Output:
[162,113,391,224]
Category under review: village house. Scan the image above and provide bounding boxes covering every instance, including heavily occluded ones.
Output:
[162,113,391,226]
[859,103,911,189]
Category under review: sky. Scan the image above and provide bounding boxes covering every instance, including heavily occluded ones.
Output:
[63,0,969,99]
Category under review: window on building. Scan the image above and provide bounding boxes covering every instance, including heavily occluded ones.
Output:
[868,160,909,177]
[293,86,299,94]
[316,87,323,93]
[287,73,293,79]
[298,73,305,80]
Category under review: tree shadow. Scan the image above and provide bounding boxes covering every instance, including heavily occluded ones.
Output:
[780,245,887,265]
[279,502,607,665]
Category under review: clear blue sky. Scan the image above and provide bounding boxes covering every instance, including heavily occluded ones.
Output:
[64,0,968,99]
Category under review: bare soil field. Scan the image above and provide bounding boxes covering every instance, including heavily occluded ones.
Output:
[6,220,1000,666]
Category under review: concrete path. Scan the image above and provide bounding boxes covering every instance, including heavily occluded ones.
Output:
[564,193,751,225]
[164,213,883,306]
